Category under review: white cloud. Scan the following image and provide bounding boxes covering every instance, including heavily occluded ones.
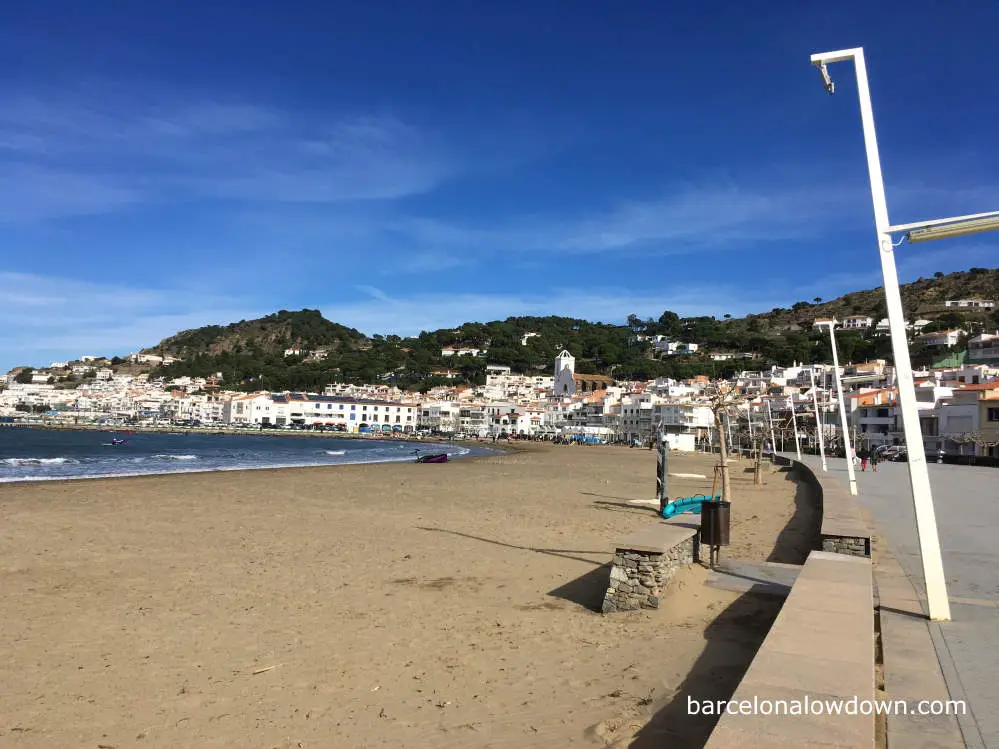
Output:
[0,91,454,221]
[317,284,783,338]
[0,272,262,369]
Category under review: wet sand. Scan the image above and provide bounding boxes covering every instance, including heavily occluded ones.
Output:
[0,444,815,748]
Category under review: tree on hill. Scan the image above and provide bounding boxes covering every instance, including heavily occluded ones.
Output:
[14,368,34,384]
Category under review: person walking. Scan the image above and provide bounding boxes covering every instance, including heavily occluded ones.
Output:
[860,446,869,472]
[870,448,880,472]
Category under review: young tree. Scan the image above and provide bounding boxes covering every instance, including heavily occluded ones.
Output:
[708,387,741,502]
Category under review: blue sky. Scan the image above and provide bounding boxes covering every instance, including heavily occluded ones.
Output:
[2,1,997,370]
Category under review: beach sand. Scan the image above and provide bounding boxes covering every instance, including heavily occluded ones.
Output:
[0,444,815,748]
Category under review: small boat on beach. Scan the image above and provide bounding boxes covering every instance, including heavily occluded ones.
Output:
[415,452,448,464]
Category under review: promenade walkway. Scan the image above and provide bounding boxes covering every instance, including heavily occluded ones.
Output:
[789,453,997,749]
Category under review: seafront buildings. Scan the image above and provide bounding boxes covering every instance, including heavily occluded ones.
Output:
[3,319,999,457]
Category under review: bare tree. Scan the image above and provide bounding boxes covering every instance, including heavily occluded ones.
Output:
[753,438,765,486]
[708,386,742,502]
[947,432,999,459]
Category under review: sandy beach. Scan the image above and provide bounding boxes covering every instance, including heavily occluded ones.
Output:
[0,443,815,748]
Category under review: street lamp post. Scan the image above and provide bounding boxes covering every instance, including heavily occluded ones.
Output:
[807,47,999,621]
[809,368,827,471]
[790,396,802,461]
[765,399,778,459]
[822,321,858,495]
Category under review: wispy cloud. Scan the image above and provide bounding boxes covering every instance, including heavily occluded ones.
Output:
[318,284,783,338]
[0,90,454,221]
[0,272,262,368]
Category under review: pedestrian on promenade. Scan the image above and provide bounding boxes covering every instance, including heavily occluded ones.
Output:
[860,446,869,472]
[870,448,880,472]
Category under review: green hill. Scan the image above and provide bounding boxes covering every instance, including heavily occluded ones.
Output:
[146,268,999,392]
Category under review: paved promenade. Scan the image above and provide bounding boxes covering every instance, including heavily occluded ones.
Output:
[789,453,998,749]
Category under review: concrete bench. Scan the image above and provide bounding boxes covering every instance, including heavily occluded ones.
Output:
[772,455,872,558]
[704,550,875,748]
[813,472,872,558]
[601,515,700,613]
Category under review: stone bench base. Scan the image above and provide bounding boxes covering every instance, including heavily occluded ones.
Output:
[822,534,871,557]
[602,533,698,613]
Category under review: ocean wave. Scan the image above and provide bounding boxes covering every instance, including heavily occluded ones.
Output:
[151,454,198,460]
[324,449,346,456]
[2,456,76,466]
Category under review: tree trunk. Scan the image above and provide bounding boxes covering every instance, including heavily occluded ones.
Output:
[715,410,732,502]
[754,439,764,486]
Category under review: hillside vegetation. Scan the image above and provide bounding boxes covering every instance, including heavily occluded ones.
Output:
[141,268,999,392]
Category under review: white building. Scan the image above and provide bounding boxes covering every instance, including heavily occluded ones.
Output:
[441,347,485,357]
[916,329,965,348]
[130,353,164,365]
[418,402,460,433]
[224,393,418,432]
[968,333,999,363]
[619,392,657,440]
[944,299,995,309]
[653,402,713,451]
[553,350,576,396]
[841,315,874,330]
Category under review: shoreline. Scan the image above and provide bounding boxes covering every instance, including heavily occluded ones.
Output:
[0,438,507,486]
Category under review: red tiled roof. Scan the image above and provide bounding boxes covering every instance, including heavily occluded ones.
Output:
[957,382,999,391]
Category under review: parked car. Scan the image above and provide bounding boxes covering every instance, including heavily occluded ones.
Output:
[880,445,907,461]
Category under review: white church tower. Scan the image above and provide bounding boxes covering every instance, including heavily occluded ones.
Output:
[553,349,576,397]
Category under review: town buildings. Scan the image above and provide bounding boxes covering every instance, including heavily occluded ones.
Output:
[4,319,999,457]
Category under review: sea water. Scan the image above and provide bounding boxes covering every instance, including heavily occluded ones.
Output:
[0,428,479,483]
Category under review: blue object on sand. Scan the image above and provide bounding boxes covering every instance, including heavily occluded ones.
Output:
[661,494,722,518]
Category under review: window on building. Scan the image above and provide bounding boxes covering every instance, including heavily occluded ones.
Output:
[989,408,999,423]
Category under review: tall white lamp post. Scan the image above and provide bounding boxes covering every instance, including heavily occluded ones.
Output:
[809,368,827,471]
[820,320,858,495]
[765,399,778,457]
[809,48,999,621]
[789,396,802,461]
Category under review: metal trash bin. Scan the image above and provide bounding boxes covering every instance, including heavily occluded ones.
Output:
[700,500,731,547]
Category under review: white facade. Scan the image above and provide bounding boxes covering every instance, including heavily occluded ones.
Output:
[553,350,576,397]
[917,329,964,348]
[968,333,999,362]
[842,315,873,330]
[619,392,657,439]
[418,402,460,432]
[653,402,713,446]
[224,394,418,431]
[945,299,995,309]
